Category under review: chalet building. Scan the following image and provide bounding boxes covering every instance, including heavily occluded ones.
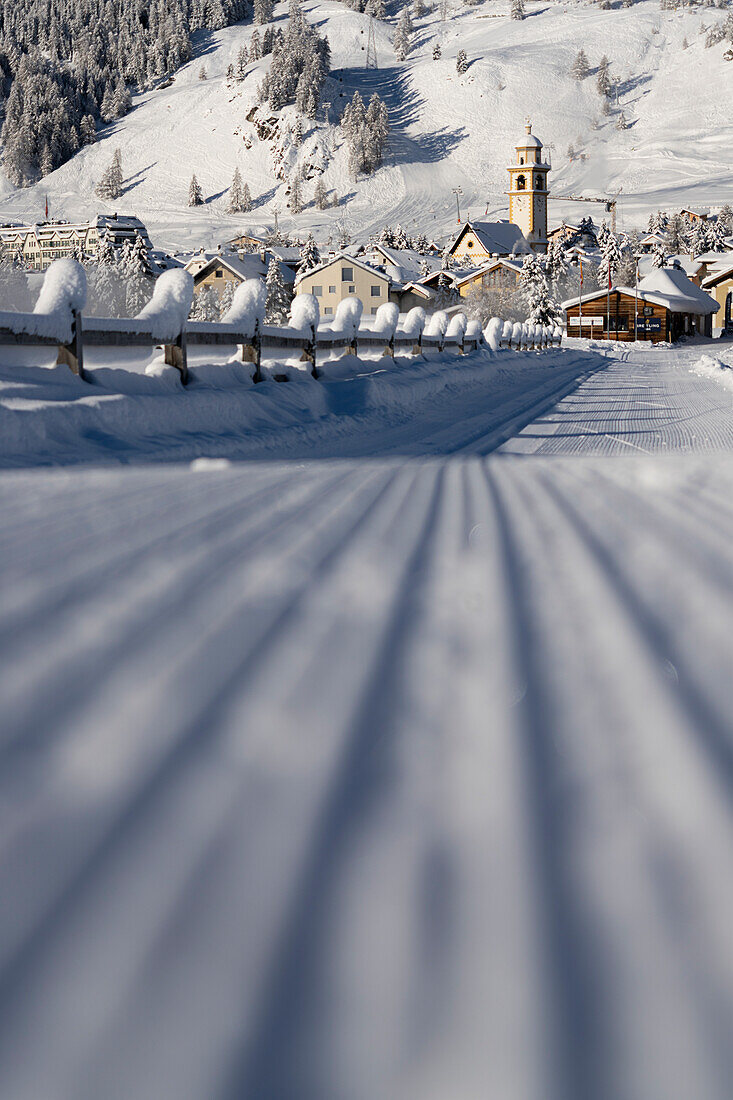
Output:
[507,121,550,252]
[445,219,530,265]
[185,250,296,301]
[639,231,668,254]
[366,244,440,285]
[294,253,390,316]
[563,267,719,343]
[702,264,733,337]
[0,215,151,270]
[548,219,598,249]
[679,208,708,225]
[454,258,523,298]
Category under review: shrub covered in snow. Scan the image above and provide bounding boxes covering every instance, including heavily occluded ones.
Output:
[33,258,87,342]
[136,269,194,341]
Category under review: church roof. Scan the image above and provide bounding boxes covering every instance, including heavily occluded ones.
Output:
[447,219,531,258]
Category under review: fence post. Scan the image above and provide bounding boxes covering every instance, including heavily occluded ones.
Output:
[57,309,85,381]
[299,327,318,378]
[382,334,395,358]
[412,332,423,357]
[164,329,188,386]
[240,319,263,383]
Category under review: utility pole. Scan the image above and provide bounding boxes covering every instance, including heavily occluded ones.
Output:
[366,17,378,69]
[452,187,463,224]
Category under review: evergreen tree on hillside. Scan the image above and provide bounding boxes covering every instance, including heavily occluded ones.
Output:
[432,42,442,59]
[190,285,220,321]
[456,49,468,73]
[394,8,412,60]
[96,148,123,200]
[228,167,251,213]
[290,172,304,214]
[520,254,558,324]
[596,55,612,97]
[571,49,590,81]
[254,0,274,23]
[188,173,204,206]
[250,29,262,59]
[314,177,328,210]
[510,0,525,20]
[236,45,249,78]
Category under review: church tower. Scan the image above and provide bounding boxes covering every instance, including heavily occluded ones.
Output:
[508,121,549,252]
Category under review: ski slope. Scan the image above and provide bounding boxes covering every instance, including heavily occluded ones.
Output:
[2,341,733,1098]
[0,0,731,251]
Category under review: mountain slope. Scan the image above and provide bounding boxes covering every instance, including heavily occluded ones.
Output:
[0,0,730,253]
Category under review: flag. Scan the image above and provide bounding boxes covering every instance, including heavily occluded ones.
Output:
[608,262,612,290]
[44,195,48,220]
[579,257,583,286]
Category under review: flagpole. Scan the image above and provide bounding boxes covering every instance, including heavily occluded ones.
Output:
[634,258,639,342]
[579,257,583,338]
[606,261,611,341]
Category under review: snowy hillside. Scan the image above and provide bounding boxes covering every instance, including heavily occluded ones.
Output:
[0,0,731,253]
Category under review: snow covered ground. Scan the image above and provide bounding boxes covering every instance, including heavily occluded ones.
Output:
[2,339,733,1098]
[0,0,731,251]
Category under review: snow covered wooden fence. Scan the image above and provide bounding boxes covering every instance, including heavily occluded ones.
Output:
[0,261,562,387]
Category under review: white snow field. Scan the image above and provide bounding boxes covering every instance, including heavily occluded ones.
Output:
[0,0,732,251]
[2,339,733,1099]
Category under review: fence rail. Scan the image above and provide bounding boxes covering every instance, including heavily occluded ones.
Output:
[0,261,562,390]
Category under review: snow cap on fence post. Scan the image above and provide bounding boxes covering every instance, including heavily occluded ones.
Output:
[465,319,483,342]
[400,306,427,340]
[446,312,467,340]
[534,323,543,348]
[511,321,523,348]
[136,269,194,342]
[424,310,449,338]
[333,296,363,341]
[289,293,320,337]
[372,302,399,339]
[485,317,503,351]
[33,258,87,343]
[222,277,266,337]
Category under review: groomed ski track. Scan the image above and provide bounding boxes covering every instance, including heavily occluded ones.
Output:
[1,342,733,1100]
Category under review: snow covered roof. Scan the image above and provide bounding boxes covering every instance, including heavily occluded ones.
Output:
[368,245,440,287]
[453,258,523,287]
[562,271,719,316]
[294,251,388,287]
[638,266,719,314]
[516,123,542,149]
[447,220,531,258]
[702,264,733,288]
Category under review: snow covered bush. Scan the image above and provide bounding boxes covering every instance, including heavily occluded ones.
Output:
[136,269,194,341]
[33,258,87,342]
[222,278,266,337]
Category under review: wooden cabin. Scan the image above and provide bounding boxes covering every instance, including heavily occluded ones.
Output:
[563,267,719,343]
[702,264,733,337]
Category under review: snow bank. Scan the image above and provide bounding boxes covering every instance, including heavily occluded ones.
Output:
[331,297,363,340]
[289,293,320,336]
[485,317,503,351]
[32,259,87,343]
[221,278,266,337]
[136,269,194,342]
[370,302,399,340]
[691,354,733,394]
[446,312,467,340]
[398,307,427,340]
[424,310,448,338]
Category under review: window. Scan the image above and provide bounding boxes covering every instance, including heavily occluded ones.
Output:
[371,285,381,296]
[349,286,355,294]
[324,306,333,314]
[516,175,526,191]
[329,285,336,294]
[313,285,323,296]
[342,267,353,281]
[467,240,474,248]
[215,269,223,277]
[371,307,378,315]
[520,157,524,165]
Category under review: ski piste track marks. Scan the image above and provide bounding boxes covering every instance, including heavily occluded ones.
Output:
[1,343,733,1099]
